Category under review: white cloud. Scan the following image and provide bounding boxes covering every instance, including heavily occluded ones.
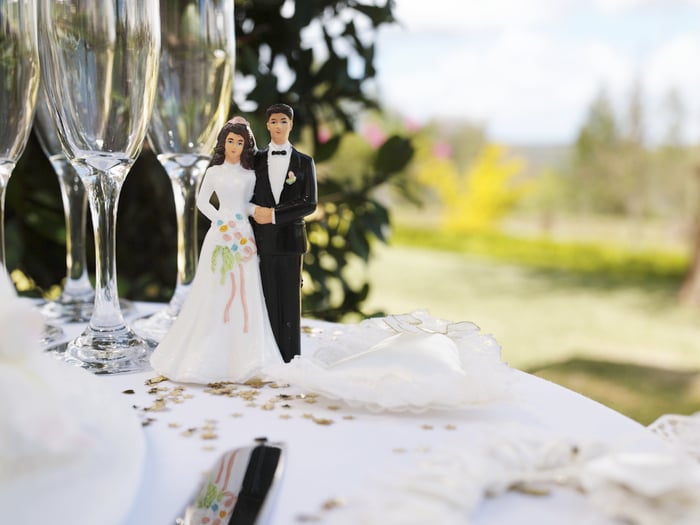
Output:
[376,0,700,143]
[392,0,570,31]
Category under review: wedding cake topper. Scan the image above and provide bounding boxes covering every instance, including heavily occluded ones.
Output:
[150,118,283,384]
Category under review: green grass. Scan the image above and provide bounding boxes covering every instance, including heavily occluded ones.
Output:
[390,225,689,287]
[363,238,700,425]
[530,358,700,425]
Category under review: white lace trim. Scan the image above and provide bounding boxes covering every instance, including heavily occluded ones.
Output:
[315,421,700,525]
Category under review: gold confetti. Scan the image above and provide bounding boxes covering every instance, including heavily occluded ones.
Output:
[297,393,319,400]
[244,377,270,389]
[145,399,167,412]
[200,432,218,440]
[321,498,344,510]
[279,414,292,420]
[510,482,551,497]
[311,417,333,426]
[262,403,275,411]
[181,428,197,437]
[304,398,317,404]
[122,389,135,395]
[141,417,156,427]
[421,424,433,430]
[202,445,217,452]
[342,415,355,420]
[445,424,457,431]
[145,375,168,385]
[392,448,407,454]
[168,422,181,428]
[239,390,260,401]
[230,412,243,418]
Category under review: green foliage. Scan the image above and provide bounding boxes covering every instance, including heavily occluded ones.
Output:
[233,0,395,144]
[391,225,688,287]
[304,132,413,320]
[565,82,700,221]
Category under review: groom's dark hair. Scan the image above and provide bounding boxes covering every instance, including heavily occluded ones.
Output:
[265,103,293,121]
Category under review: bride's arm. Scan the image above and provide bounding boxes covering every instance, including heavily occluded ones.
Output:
[196,169,218,222]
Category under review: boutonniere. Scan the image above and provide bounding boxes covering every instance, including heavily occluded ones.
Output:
[285,171,297,185]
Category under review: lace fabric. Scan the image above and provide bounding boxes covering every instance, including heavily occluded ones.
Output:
[648,411,700,462]
[317,422,700,525]
[264,310,513,412]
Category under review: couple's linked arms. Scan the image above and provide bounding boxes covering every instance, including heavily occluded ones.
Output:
[252,158,317,225]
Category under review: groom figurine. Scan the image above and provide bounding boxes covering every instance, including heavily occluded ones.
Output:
[251,104,317,362]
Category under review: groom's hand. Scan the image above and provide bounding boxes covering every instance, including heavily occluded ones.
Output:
[253,206,274,224]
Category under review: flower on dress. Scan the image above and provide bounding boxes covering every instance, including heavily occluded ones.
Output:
[285,171,296,185]
[211,217,258,284]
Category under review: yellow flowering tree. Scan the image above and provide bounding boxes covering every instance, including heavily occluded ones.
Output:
[417,143,529,233]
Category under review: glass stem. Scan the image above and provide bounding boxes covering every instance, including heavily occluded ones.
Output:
[0,164,12,270]
[85,170,125,331]
[0,182,6,269]
[55,159,92,300]
[167,163,206,314]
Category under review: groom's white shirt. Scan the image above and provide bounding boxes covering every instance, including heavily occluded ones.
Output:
[267,141,292,204]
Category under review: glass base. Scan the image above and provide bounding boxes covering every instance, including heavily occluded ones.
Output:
[64,325,157,375]
[131,284,189,342]
[131,307,177,343]
[40,322,67,348]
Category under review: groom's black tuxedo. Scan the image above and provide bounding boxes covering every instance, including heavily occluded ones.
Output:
[251,147,317,362]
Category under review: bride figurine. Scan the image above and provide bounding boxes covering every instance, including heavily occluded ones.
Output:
[150,118,282,384]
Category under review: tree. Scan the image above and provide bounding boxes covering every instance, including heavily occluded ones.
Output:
[6,0,413,320]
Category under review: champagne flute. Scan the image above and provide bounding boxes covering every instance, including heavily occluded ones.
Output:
[132,0,235,342]
[0,0,40,273]
[35,87,136,323]
[0,0,63,346]
[33,87,95,322]
[38,0,160,373]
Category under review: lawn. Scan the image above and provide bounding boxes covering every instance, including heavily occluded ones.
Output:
[362,241,700,425]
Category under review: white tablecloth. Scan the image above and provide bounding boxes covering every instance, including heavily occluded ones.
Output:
[57,303,665,525]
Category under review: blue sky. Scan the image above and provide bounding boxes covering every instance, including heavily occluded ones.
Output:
[374,0,700,144]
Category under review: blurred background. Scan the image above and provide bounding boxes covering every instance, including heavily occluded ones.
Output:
[6,0,700,423]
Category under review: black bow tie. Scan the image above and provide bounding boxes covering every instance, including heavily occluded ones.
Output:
[271,150,287,156]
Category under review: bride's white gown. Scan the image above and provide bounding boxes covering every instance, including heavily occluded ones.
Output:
[150,162,281,384]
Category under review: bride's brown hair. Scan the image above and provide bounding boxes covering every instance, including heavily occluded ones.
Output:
[210,121,257,169]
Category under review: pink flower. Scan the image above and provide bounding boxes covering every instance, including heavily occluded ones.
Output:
[317,126,332,144]
[362,122,386,148]
[432,141,452,159]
